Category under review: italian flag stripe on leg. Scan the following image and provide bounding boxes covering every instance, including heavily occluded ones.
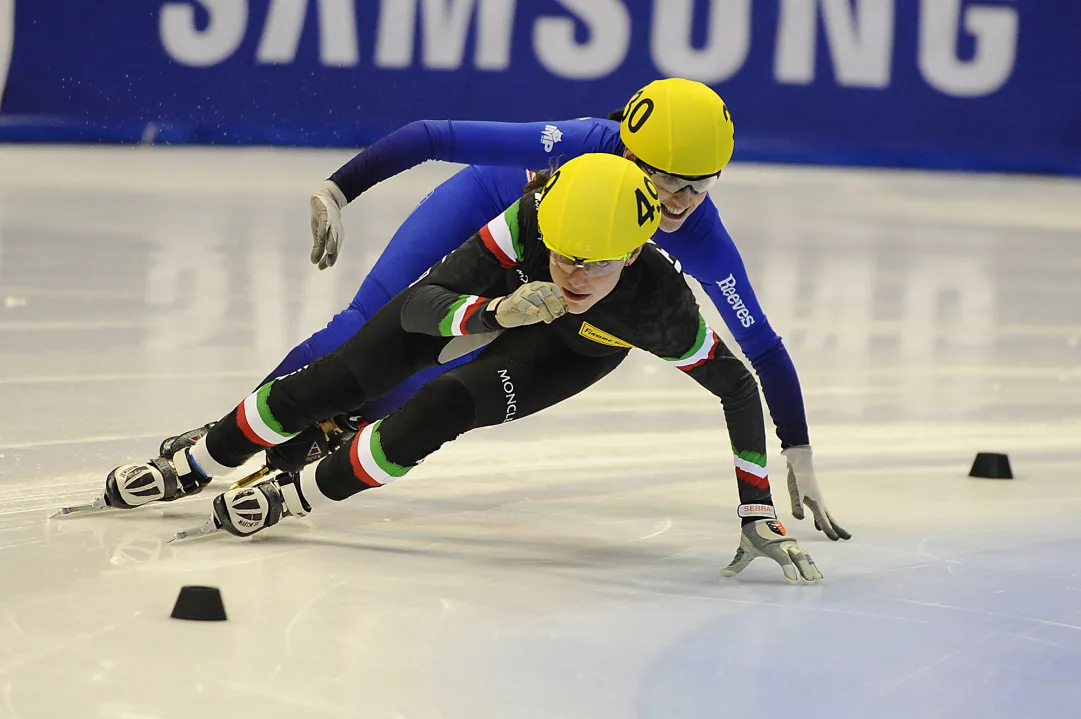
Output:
[736,448,768,466]
[438,294,488,336]
[349,420,412,488]
[666,316,721,371]
[478,201,521,268]
[236,382,299,446]
[236,400,270,447]
[734,451,770,490]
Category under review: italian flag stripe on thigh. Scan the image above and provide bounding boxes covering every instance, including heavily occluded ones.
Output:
[666,316,721,371]
[478,201,521,268]
[734,451,770,490]
[438,294,488,336]
[349,420,412,488]
[236,382,299,446]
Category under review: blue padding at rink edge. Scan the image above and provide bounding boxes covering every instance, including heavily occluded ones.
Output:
[1,118,1077,177]
[3,0,1080,176]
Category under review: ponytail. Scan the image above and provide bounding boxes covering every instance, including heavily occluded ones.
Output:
[523,169,551,194]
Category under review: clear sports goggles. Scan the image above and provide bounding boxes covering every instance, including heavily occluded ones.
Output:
[635,159,721,195]
[549,250,631,277]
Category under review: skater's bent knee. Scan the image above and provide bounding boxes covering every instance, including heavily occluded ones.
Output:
[376,375,477,466]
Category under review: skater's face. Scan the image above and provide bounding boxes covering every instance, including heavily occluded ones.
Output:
[623,150,712,233]
[548,247,643,313]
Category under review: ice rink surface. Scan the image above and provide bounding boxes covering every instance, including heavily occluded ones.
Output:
[1,147,1079,718]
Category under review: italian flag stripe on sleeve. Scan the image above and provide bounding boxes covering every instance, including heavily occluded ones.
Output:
[666,315,721,371]
[348,420,413,488]
[438,295,488,336]
[236,382,300,447]
[734,449,770,490]
[478,201,521,268]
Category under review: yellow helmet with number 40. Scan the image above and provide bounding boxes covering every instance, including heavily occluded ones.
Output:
[538,153,661,262]
[620,78,735,178]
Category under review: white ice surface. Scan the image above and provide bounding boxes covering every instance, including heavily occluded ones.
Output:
[1,147,1080,718]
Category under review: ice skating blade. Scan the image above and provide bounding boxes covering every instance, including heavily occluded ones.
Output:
[169,516,220,543]
[51,496,108,518]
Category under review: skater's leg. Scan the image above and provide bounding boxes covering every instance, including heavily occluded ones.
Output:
[195,292,450,475]
[212,325,630,536]
[104,293,449,510]
[300,327,628,506]
[200,372,478,538]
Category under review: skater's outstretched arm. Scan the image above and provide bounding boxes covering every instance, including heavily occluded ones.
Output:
[614,250,822,583]
[656,202,847,540]
[329,118,620,203]
[310,118,620,269]
[655,314,823,583]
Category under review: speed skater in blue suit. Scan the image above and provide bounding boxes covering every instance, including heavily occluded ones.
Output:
[156,78,850,541]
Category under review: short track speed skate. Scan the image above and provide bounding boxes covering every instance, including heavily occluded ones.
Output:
[171,471,309,542]
[52,423,215,518]
[54,415,358,527]
[169,415,362,541]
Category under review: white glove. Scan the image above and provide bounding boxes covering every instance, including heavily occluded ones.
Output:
[310,180,348,270]
[721,518,823,583]
[783,446,850,541]
[494,282,567,328]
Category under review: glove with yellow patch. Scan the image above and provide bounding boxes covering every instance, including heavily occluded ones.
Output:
[493,281,567,328]
[721,518,823,584]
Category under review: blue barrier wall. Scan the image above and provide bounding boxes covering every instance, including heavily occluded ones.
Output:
[1,0,1078,174]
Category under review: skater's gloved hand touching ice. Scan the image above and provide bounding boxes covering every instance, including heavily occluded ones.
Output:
[783,446,850,541]
[492,281,567,328]
[310,179,347,270]
[721,519,823,583]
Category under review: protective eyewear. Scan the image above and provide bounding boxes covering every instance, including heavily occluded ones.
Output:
[635,160,721,195]
[549,251,630,277]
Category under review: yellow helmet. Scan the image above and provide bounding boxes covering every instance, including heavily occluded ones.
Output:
[538,153,660,262]
[619,78,734,177]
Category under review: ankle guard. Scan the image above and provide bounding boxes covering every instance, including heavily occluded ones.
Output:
[169,449,213,498]
[159,422,216,459]
[264,415,363,473]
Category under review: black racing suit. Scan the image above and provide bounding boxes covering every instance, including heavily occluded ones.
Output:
[204,190,775,518]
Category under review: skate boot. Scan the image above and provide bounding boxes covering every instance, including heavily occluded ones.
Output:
[210,472,309,538]
[158,422,216,459]
[103,447,211,510]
